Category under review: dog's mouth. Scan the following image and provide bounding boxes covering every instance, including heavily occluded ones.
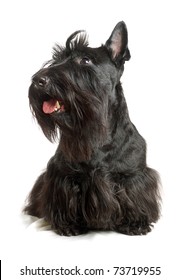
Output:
[42,99,65,114]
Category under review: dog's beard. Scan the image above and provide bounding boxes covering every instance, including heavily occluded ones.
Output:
[29,71,108,162]
[58,87,108,162]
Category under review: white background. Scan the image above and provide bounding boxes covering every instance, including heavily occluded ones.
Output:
[0,0,180,279]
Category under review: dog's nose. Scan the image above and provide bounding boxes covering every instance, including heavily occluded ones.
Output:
[32,75,49,88]
[37,76,48,87]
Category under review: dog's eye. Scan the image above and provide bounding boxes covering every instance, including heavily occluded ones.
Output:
[80,57,91,65]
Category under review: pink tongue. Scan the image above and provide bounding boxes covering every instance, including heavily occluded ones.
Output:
[43,99,57,114]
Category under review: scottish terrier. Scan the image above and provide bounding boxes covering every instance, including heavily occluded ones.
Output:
[24,21,161,236]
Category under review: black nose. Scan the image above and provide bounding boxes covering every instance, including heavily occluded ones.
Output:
[37,76,47,87]
[32,75,49,88]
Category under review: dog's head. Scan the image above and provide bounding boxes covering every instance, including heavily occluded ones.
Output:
[29,21,130,162]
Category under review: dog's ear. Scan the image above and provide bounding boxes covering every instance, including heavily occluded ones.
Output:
[105,21,130,64]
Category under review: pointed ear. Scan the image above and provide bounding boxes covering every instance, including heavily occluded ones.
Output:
[105,21,130,63]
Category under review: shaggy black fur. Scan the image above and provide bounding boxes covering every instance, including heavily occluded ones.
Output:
[24,21,161,236]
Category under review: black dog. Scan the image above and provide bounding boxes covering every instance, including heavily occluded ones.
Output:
[24,21,161,236]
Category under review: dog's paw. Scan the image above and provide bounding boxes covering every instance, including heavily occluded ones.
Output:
[56,226,88,236]
[116,223,152,236]
[129,225,152,235]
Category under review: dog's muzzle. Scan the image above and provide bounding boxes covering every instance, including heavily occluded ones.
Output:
[31,73,65,114]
